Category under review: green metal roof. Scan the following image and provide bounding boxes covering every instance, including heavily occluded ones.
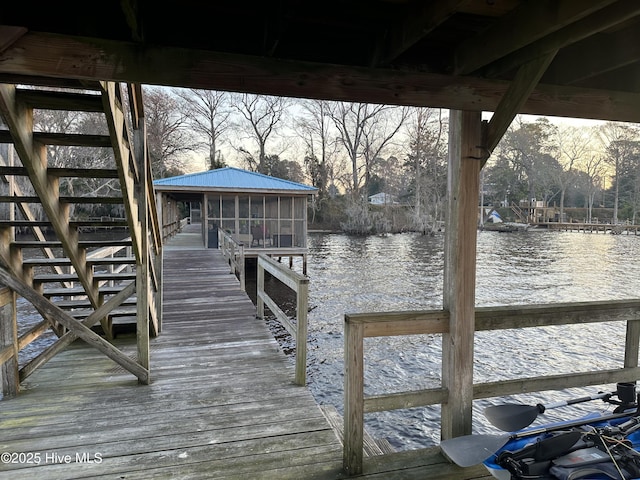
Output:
[154,167,317,193]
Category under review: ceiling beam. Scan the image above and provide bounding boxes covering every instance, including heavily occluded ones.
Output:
[453,0,617,75]
[483,51,558,167]
[0,26,27,54]
[543,25,640,86]
[370,0,468,67]
[481,0,640,78]
[3,30,640,123]
[120,0,144,42]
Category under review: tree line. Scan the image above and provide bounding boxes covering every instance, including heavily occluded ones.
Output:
[3,86,639,231]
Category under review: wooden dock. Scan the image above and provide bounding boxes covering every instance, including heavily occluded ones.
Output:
[0,226,490,479]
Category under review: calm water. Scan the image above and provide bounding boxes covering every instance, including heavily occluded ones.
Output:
[300,230,640,450]
[11,229,640,450]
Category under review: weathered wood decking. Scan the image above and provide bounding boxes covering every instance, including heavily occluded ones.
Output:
[0,227,490,479]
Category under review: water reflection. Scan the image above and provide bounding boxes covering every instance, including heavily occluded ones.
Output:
[303,230,640,450]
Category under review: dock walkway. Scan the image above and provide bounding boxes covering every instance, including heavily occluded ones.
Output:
[0,226,490,479]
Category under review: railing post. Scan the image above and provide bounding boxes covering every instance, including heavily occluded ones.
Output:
[295,277,309,386]
[624,319,640,368]
[257,257,265,319]
[343,315,364,475]
[0,287,18,397]
[238,244,245,291]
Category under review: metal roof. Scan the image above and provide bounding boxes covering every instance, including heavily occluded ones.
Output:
[153,167,317,194]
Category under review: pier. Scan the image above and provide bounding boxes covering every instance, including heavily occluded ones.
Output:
[0,225,491,479]
[538,222,640,235]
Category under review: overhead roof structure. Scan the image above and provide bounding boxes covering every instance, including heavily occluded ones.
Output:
[154,167,318,195]
[1,1,640,125]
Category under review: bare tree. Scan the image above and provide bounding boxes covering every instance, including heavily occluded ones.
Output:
[231,93,290,174]
[297,99,337,197]
[598,122,640,223]
[329,102,407,196]
[405,107,447,233]
[361,106,410,195]
[554,125,594,222]
[144,87,198,178]
[174,88,232,170]
[581,154,606,223]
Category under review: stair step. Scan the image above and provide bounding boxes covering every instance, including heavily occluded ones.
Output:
[0,195,124,204]
[68,307,137,319]
[12,239,133,248]
[34,272,136,283]
[0,220,129,228]
[16,89,104,112]
[23,257,136,267]
[0,166,119,179]
[43,283,134,297]
[54,298,137,309]
[0,130,112,147]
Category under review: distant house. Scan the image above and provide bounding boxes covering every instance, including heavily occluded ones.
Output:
[154,167,317,255]
[368,192,394,205]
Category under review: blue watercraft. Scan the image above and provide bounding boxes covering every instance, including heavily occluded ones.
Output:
[441,383,640,479]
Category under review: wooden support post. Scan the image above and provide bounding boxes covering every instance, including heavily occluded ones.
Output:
[134,122,150,383]
[624,319,640,369]
[343,317,364,475]
[295,278,309,386]
[257,260,265,319]
[0,287,18,397]
[442,110,482,440]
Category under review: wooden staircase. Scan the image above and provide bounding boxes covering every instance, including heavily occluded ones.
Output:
[0,81,161,385]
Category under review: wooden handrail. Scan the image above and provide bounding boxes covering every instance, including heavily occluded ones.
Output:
[343,299,640,475]
[218,228,246,291]
[256,254,309,386]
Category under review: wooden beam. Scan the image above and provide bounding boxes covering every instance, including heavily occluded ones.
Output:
[0,166,119,178]
[3,31,640,122]
[134,121,151,374]
[441,110,482,440]
[18,281,137,381]
[0,26,26,54]
[0,262,147,382]
[370,0,467,67]
[481,0,640,78]
[16,89,104,112]
[0,266,147,383]
[0,130,111,147]
[483,51,558,165]
[544,25,640,85]
[453,0,618,75]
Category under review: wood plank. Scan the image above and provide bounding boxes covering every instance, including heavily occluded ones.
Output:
[453,0,616,75]
[16,89,104,112]
[0,130,112,147]
[0,231,488,480]
[0,195,123,204]
[0,166,119,178]
[483,50,558,163]
[5,31,640,123]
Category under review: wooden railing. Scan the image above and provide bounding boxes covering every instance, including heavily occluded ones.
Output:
[343,299,640,475]
[219,228,246,291]
[256,254,309,386]
[16,241,135,382]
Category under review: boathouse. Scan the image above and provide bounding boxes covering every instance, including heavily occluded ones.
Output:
[154,167,317,255]
[3,3,640,479]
